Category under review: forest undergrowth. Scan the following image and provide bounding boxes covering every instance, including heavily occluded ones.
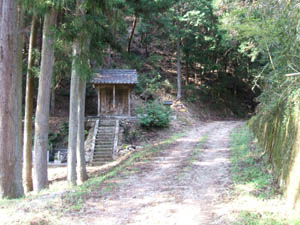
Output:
[230,126,300,225]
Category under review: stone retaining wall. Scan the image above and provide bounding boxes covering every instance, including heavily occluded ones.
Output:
[249,99,300,209]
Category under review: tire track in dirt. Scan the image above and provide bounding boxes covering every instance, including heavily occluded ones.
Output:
[65,121,243,225]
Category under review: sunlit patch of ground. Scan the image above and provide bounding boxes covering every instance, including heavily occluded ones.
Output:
[0,121,245,225]
[225,185,300,224]
[59,121,242,225]
[226,126,300,225]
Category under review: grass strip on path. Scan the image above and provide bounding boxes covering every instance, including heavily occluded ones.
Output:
[230,125,300,225]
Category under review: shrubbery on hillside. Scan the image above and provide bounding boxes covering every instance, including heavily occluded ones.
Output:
[137,101,171,128]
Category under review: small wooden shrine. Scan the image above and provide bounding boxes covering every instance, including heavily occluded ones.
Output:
[91,69,138,116]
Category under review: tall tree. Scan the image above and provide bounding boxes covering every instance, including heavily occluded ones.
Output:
[125,0,175,54]
[161,0,219,99]
[128,14,138,53]
[50,80,56,116]
[67,0,89,185]
[76,1,88,184]
[23,14,38,193]
[173,2,183,100]
[16,0,25,195]
[33,8,57,192]
[76,77,88,184]
[0,0,24,198]
[176,37,182,99]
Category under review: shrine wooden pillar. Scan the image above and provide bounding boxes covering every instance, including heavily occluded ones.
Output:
[113,85,116,110]
[128,87,131,116]
[97,86,101,116]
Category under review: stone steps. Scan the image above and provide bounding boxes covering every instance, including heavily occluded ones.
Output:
[92,161,113,166]
[97,131,114,134]
[93,155,113,160]
[94,145,112,149]
[95,144,113,148]
[94,148,112,154]
[98,126,115,129]
[96,134,114,137]
[95,143,113,146]
[96,135,114,138]
[99,120,116,126]
[92,119,116,166]
[95,137,114,140]
[93,153,112,157]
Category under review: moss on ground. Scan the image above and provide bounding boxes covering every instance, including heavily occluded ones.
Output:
[231,126,300,224]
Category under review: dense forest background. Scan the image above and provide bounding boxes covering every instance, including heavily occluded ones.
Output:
[23,0,263,118]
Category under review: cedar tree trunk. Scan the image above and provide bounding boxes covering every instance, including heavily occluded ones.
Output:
[77,78,88,184]
[23,14,38,193]
[0,0,24,198]
[16,1,24,194]
[33,8,57,192]
[128,15,138,53]
[67,40,80,185]
[50,83,56,116]
[176,37,182,100]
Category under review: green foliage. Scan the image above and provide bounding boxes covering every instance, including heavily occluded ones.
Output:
[21,0,261,120]
[161,79,174,93]
[48,122,69,150]
[219,0,300,114]
[231,0,300,207]
[234,211,300,225]
[122,53,145,71]
[248,95,300,209]
[137,101,171,128]
[230,126,276,199]
[125,0,175,17]
[135,72,162,95]
[230,126,300,225]
[123,126,140,144]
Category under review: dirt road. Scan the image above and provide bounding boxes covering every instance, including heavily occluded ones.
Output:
[61,121,242,225]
